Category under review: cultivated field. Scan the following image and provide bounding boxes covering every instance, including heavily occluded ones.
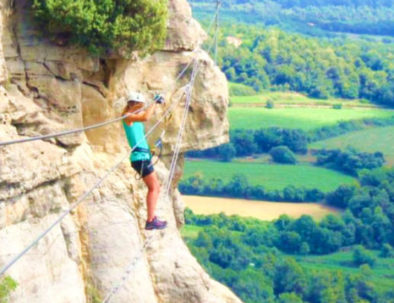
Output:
[228,107,393,130]
[183,160,356,192]
[310,126,394,165]
[183,195,339,221]
[230,90,374,108]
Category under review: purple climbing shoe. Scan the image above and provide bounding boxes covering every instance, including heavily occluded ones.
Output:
[145,216,167,230]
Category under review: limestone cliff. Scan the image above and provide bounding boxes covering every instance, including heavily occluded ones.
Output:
[0,0,242,302]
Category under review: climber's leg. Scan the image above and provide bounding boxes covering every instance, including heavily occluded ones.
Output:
[131,160,166,230]
[142,171,160,222]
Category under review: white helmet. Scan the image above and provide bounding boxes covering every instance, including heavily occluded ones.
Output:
[127,91,145,103]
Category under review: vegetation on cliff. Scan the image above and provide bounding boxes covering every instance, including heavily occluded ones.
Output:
[0,276,18,303]
[31,0,168,55]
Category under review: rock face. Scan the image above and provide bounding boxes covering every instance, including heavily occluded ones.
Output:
[0,1,241,303]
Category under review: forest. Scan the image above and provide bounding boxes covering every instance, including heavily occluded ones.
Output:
[183,168,394,303]
[182,2,394,303]
[215,25,393,106]
[191,0,394,36]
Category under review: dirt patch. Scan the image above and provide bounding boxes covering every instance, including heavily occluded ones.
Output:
[183,195,339,221]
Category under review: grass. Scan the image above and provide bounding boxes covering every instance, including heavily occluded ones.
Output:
[230,90,373,107]
[310,126,394,166]
[183,159,356,192]
[294,250,394,293]
[228,107,394,130]
[181,224,204,239]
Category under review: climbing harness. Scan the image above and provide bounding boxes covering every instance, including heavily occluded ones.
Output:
[99,3,223,301]
[0,90,184,277]
[0,58,196,276]
[103,20,221,303]
[134,137,163,180]
[0,4,223,302]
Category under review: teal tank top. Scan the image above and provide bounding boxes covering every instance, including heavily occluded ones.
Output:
[122,120,152,162]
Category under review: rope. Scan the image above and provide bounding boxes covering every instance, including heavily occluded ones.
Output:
[0,44,198,276]
[214,0,221,63]
[0,0,222,290]
[0,0,220,149]
[0,107,148,147]
[100,4,223,301]
[0,93,183,277]
[101,238,151,303]
[99,76,196,303]
[164,60,199,198]
[101,60,199,303]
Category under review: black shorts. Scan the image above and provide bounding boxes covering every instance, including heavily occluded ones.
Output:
[131,159,154,178]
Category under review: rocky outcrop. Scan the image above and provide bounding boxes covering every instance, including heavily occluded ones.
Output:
[0,0,240,303]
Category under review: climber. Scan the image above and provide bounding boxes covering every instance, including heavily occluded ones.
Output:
[122,91,167,230]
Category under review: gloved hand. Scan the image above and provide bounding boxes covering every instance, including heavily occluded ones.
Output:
[154,94,165,104]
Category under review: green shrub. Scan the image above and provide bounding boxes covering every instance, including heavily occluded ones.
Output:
[218,143,236,162]
[332,103,342,109]
[353,245,376,267]
[31,0,168,56]
[266,99,274,109]
[229,83,256,96]
[0,276,18,302]
[380,243,394,258]
[269,146,297,164]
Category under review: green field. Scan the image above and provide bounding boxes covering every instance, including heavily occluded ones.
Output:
[295,251,394,293]
[230,90,373,107]
[182,224,204,239]
[228,107,393,130]
[183,160,356,192]
[310,126,394,165]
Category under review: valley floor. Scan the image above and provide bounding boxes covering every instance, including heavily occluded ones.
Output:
[183,195,339,221]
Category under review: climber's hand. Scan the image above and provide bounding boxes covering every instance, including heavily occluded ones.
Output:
[154,94,165,104]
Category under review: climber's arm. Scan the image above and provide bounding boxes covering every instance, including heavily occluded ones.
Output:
[123,104,156,125]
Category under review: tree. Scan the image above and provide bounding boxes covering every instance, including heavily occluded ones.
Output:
[326,184,356,208]
[275,215,293,231]
[254,128,283,152]
[278,231,302,253]
[353,245,376,267]
[231,130,258,156]
[225,174,250,197]
[278,292,303,303]
[380,243,394,258]
[218,143,236,162]
[307,271,346,303]
[282,129,308,154]
[273,258,307,296]
[32,0,168,55]
[195,231,212,248]
[299,242,310,255]
[270,146,297,164]
[290,215,318,243]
